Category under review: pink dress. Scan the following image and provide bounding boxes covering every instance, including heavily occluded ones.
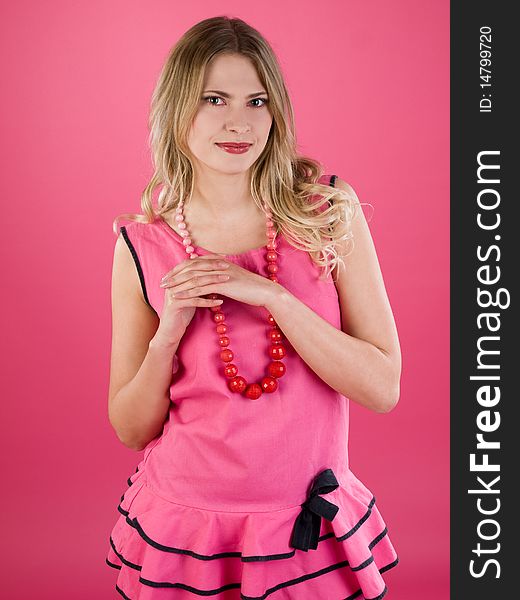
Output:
[105,174,399,599]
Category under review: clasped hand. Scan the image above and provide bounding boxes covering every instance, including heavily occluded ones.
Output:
[160,254,280,308]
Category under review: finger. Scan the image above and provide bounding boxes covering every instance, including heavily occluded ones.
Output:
[160,270,230,289]
[170,280,226,298]
[170,295,224,307]
[161,256,230,282]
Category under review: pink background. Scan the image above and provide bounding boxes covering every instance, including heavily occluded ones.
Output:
[0,1,449,598]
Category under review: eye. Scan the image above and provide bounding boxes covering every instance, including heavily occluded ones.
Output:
[201,96,269,108]
[250,97,269,108]
[203,96,224,106]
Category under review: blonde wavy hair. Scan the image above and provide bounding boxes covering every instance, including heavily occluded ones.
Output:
[113,16,367,282]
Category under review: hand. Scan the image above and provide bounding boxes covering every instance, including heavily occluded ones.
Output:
[154,255,228,347]
[159,254,282,309]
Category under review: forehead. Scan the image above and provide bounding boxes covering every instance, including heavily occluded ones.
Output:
[203,54,263,90]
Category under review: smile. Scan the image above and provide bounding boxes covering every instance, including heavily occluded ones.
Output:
[215,143,252,154]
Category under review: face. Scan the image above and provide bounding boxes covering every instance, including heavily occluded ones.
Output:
[187,53,273,175]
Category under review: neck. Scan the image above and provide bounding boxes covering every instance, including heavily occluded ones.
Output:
[188,169,256,218]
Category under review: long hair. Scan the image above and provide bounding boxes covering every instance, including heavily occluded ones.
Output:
[113,16,364,281]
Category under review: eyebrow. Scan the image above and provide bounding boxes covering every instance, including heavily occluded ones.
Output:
[202,89,268,98]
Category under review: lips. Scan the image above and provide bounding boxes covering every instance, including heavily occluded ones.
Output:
[215,142,253,155]
[216,143,252,149]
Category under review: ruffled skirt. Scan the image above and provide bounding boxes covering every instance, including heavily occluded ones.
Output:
[105,466,399,599]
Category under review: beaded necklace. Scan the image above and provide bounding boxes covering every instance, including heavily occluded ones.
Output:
[174,200,287,399]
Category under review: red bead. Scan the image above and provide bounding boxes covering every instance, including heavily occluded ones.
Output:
[267,240,277,250]
[267,230,276,239]
[228,376,247,393]
[269,275,278,283]
[269,344,286,360]
[266,251,277,261]
[268,360,286,378]
[261,376,278,393]
[267,314,276,325]
[269,329,282,343]
[267,263,278,274]
[224,363,238,378]
[220,348,234,362]
[210,304,222,312]
[214,312,225,323]
[218,335,230,347]
[216,323,227,334]
[245,383,263,399]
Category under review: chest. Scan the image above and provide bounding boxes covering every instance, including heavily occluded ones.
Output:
[167,213,273,255]
[198,222,270,254]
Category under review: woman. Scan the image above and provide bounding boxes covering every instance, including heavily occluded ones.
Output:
[106,16,401,600]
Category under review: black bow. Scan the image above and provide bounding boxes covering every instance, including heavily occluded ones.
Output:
[290,468,340,551]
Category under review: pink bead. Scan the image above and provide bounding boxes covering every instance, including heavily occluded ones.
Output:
[175,214,184,222]
[267,230,276,239]
[186,245,194,253]
[178,222,187,230]
[189,254,198,259]
[267,263,278,274]
[183,237,192,246]
[266,219,274,227]
[267,241,277,250]
[180,230,189,238]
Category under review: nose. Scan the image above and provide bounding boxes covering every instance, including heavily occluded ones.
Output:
[225,106,251,134]
[225,121,251,135]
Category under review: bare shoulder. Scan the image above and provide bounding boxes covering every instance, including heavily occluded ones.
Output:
[331,176,372,274]
[333,176,359,201]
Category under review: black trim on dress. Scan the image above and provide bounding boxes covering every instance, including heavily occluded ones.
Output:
[120,225,153,310]
[107,536,399,600]
[326,174,337,235]
[114,496,381,564]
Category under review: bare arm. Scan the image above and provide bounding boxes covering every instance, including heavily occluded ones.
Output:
[108,233,179,451]
[265,178,401,413]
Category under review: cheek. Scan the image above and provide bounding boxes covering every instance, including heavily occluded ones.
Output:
[188,117,215,155]
[193,110,221,134]
[190,111,218,138]
[257,114,274,139]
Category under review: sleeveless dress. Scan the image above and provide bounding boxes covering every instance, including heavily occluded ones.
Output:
[105,175,399,599]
